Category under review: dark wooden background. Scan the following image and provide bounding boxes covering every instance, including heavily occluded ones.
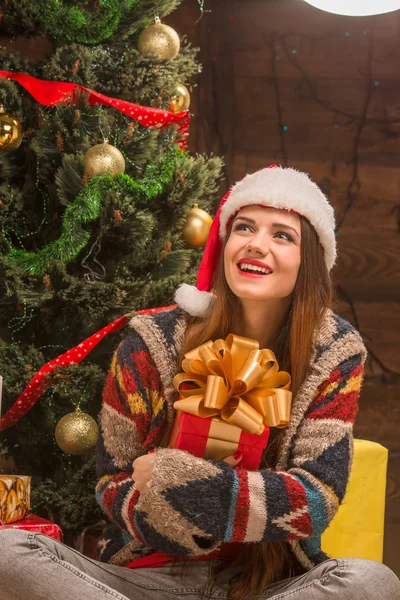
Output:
[1,0,398,576]
[168,0,400,576]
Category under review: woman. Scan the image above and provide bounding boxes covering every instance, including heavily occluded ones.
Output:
[1,165,399,600]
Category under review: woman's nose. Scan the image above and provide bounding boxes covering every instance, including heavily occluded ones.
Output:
[246,233,270,255]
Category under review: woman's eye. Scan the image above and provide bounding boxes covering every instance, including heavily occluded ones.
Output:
[233,223,252,232]
[274,232,293,242]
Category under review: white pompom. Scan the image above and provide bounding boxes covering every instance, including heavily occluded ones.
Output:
[174,284,214,317]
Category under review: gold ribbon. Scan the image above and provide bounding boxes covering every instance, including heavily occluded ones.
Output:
[173,334,292,435]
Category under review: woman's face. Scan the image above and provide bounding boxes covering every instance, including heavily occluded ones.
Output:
[223,205,301,304]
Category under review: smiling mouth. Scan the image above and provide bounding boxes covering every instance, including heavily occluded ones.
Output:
[237,263,273,275]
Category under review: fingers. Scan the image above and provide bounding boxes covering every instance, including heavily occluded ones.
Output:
[131,452,156,493]
[223,452,242,467]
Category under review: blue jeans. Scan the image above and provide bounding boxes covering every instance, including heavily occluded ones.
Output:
[0,529,399,599]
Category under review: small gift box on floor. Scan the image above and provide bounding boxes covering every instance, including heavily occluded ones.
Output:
[0,513,63,542]
[169,334,292,470]
[0,475,31,525]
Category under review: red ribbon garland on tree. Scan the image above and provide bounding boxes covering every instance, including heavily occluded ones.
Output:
[0,306,177,431]
[0,72,190,428]
[0,70,190,149]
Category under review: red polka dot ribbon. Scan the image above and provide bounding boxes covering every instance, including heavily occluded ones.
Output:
[0,305,177,431]
[0,70,190,150]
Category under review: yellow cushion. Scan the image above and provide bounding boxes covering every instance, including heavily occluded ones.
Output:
[321,439,388,562]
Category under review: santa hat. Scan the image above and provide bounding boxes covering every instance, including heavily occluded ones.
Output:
[175,164,336,317]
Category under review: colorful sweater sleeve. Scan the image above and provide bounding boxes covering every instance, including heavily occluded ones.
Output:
[95,331,167,548]
[134,353,364,556]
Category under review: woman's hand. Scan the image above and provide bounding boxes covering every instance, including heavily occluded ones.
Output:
[132,451,242,494]
[131,453,155,494]
[223,451,242,467]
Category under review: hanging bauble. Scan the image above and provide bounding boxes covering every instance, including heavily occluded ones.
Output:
[138,17,180,62]
[182,205,213,248]
[169,84,191,113]
[55,411,99,456]
[0,106,23,154]
[84,142,125,178]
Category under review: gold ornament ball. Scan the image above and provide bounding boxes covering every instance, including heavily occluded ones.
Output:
[169,84,191,113]
[84,143,125,178]
[138,19,180,61]
[182,205,213,248]
[55,411,99,456]
[0,108,22,153]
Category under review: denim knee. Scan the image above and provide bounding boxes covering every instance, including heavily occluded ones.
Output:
[0,528,31,561]
[340,558,400,599]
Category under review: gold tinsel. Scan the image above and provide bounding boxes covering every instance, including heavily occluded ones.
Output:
[55,411,99,456]
[81,171,90,187]
[83,142,125,178]
[56,131,64,154]
[113,209,123,224]
[177,170,185,187]
[160,241,172,259]
[138,18,180,62]
[71,60,80,75]
[125,122,135,140]
[43,274,54,294]
[73,110,81,126]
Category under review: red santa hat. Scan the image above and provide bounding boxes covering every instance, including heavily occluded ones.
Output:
[175,164,336,316]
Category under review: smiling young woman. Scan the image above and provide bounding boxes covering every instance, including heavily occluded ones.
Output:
[177,203,335,598]
[1,165,399,600]
[181,203,331,402]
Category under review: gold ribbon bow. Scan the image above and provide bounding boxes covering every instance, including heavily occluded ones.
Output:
[173,334,292,435]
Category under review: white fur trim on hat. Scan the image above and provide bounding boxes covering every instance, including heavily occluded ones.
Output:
[174,284,214,317]
[219,167,337,270]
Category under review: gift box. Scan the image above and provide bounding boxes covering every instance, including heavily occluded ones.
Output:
[170,411,270,470]
[0,475,31,525]
[171,334,292,470]
[0,512,63,542]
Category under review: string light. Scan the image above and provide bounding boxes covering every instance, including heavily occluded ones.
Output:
[195,0,211,22]
[264,28,400,380]
[8,301,35,342]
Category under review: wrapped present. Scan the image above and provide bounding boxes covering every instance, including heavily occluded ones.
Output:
[0,475,31,525]
[170,411,270,470]
[170,334,292,470]
[0,513,63,542]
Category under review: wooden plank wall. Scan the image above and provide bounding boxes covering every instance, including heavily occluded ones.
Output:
[169,0,400,575]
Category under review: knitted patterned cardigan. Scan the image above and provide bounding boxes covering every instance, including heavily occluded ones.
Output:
[96,305,367,571]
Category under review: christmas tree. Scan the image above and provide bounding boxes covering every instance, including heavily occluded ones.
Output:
[0,0,222,542]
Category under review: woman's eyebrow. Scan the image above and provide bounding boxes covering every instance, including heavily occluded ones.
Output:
[233,216,300,238]
[271,222,300,238]
[233,216,256,224]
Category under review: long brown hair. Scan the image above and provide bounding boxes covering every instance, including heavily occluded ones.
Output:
[179,216,334,599]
